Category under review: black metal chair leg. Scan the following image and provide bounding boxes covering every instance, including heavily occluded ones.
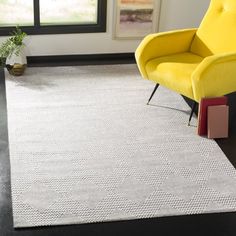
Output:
[188,101,197,126]
[147,84,159,105]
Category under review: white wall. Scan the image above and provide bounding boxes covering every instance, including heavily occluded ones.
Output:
[159,0,210,31]
[0,0,210,56]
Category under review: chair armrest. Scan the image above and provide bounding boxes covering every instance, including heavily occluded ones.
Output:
[192,52,236,102]
[135,28,197,79]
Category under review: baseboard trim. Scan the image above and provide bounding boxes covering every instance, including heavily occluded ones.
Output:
[27,53,135,67]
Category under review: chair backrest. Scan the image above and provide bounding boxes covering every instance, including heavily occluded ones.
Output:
[191,0,236,57]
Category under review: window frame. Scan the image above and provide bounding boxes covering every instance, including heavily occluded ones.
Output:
[0,0,107,36]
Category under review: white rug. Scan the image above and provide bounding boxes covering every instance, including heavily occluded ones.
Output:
[5,64,236,228]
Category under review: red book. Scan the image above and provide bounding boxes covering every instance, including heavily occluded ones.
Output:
[197,96,228,136]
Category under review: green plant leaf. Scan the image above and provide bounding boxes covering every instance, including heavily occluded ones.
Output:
[0,26,27,66]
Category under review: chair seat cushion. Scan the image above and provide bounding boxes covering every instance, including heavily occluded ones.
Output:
[145,52,203,100]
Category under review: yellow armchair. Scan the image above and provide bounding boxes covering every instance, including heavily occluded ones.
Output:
[192,52,236,102]
[135,0,236,125]
[135,29,197,80]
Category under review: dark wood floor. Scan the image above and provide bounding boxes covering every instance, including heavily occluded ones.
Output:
[1,65,236,236]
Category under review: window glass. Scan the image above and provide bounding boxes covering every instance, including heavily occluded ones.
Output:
[40,0,98,25]
[0,0,34,27]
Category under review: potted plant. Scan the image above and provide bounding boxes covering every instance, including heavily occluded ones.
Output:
[0,26,27,76]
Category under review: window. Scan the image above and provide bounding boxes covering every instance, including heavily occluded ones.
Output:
[40,0,97,26]
[0,0,107,35]
[0,0,34,27]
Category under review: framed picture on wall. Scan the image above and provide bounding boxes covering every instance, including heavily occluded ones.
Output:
[113,0,162,39]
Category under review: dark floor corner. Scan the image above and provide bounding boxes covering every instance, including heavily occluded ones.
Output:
[1,66,236,236]
[216,92,236,167]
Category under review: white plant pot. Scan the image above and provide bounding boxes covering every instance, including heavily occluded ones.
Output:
[6,46,27,65]
[6,46,27,76]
